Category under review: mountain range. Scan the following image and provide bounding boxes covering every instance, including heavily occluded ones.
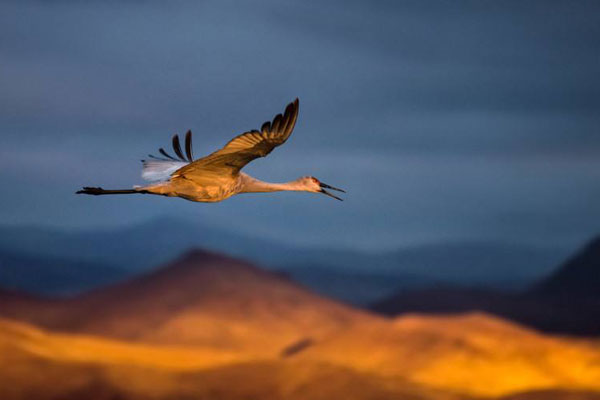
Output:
[0,248,599,400]
[0,218,570,303]
[0,249,126,295]
[0,250,373,353]
[372,236,600,335]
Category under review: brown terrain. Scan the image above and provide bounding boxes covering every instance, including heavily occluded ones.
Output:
[1,249,599,400]
[0,250,376,354]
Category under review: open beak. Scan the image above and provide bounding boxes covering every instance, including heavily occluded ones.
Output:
[319,182,346,201]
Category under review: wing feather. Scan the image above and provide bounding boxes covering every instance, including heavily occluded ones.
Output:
[145,130,196,179]
[171,98,299,180]
[172,134,187,161]
[261,121,271,134]
[184,130,194,162]
[159,148,178,161]
[282,101,298,135]
[271,113,283,134]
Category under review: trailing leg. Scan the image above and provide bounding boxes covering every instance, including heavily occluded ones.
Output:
[76,187,147,195]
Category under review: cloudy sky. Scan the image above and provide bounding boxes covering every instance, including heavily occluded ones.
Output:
[1,0,599,250]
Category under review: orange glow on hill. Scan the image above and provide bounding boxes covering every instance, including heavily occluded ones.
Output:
[1,252,599,400]
[2,312,600,399]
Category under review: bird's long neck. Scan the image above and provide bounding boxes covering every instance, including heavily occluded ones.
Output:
[239,173,304,193]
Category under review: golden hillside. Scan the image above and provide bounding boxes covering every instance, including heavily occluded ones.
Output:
[297,312,600,397]
[2,312,600,400]
[0,318,466,400]
[0,250,377,356]
[1,251,600,399]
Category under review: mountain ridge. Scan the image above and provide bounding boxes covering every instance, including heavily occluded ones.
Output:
[0,249,126,295]
[0,218,570,304]
[371,236,600,335]
[1,248,600,399]
[0,248,377,354]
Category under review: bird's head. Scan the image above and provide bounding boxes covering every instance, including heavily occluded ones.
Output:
[297,176,345,201]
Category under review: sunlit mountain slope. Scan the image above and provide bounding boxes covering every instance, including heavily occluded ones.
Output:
[1,249,600,399]
[0,317,468,400]
[297,312,600,397]
[0,250,378,355]
[2,314,600,400]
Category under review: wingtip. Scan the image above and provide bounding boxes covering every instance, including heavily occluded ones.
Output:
[287,98,299,108]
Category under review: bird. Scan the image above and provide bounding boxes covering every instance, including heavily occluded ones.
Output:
[77,98,345,202]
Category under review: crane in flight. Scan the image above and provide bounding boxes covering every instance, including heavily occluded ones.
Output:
[77,99,345,202]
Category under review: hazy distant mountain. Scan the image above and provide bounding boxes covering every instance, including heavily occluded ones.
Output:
[0,217,287,270]
[282,265,433,305]
[0,219,569,304]
[371,236,600,335]
[0,218,385,278]
[0,250,126,295]
[283,242,567,304]
[385,242,568,290]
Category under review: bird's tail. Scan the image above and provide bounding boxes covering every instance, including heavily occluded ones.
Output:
[76,186,144,195]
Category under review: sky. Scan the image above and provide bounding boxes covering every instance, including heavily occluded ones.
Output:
[0,0,599,251]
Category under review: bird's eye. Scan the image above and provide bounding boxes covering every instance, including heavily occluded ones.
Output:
[311,177,319,184]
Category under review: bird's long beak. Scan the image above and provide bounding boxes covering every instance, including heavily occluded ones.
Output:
[319,182,346,201]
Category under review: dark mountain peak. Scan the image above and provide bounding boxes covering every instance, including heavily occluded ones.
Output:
[12,248,369,348]
[98,247,281,298]
[161,247,271,277]
[532,236,600,298]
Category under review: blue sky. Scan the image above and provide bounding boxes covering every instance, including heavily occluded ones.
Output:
[1,0,599,250]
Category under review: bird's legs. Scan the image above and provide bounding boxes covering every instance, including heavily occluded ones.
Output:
[77,187,143,195]
[77,183,175,197]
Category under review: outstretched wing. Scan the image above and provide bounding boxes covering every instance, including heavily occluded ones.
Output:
[141,130,194,181]
[173,98,299,179]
